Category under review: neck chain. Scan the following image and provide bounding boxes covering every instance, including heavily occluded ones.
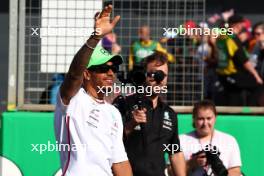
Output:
[86,90,105,104]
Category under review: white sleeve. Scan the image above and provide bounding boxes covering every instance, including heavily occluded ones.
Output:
[228,137,242,168]
[54,91,68,145]
[112,113,128,163]
[56,90,68,113]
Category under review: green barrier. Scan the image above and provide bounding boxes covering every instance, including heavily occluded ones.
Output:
[0,112,264,176]
[0,112,60,176]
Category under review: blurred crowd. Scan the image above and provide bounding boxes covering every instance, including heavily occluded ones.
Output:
[42,9,264,107]
[101,9,264,106]
[193,9,264,106]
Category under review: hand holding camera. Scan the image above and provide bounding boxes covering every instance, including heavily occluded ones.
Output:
[191,148,228,176]
[191,150,207,167]
[131,108,147,124]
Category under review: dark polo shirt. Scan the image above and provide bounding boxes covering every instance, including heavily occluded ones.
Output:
[113,94,181,176]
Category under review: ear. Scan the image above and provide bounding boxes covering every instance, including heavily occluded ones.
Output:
[83,69,91,81]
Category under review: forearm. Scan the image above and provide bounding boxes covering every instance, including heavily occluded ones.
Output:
[112,161,133,176]
[170,152,187,176]
[244,61,261,78]
[228,167,241,176]
[60,35,101,104]
[68,36,100,79]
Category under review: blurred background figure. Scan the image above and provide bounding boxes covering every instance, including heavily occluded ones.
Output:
[197,29,218,101]
[207,9,234,27]
[39,73,64,105]
[249,22,264,78]
[101,32,123,103]
[128,25,175,71]
[102,32,122,54]
[214,14,263,106]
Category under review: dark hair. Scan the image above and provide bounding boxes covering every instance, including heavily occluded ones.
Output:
[228,14,244,26]
[192,100,217,128]
[252,22,264,35]
[142,51,168,69]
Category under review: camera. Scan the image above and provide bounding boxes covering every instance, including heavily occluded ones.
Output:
[115,65,166,108]
[205,150,228,176]
[193,147,228,176]
[118,65,166,86]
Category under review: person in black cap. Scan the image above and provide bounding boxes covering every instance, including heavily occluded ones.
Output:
[113,51,186,176]
[215,14,264,106]
[228,14,244,26]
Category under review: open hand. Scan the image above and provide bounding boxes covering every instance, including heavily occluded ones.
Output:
[94,5,120,37]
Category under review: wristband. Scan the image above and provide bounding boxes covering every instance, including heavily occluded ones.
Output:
[91,31,103,40]
[85,40,95,50]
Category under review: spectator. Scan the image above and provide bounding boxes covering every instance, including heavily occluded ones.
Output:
[249,22,264,77]
[113,51,186,176]
[197,34,218,101]
[180,100,242,176]
[128,25,175,71]
[39,74,64,104]
[102,32,122,54]
[215,15,263,106]
[50,74,64,104]
[207,9,234,28]
[237,28,250,49]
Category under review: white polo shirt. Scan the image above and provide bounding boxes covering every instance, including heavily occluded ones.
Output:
[180,130,242,176]
[54,88,128,176]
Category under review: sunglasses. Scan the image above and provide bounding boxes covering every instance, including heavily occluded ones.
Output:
[89,64,119,73]
[254,32,262,36]
[146,70,167,83]
[146,70,167,78]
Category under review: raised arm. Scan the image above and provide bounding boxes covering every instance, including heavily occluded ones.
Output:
[243,60,263,84]
[60,5,120,105]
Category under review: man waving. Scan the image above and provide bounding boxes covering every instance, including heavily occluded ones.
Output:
[54,5,132,176]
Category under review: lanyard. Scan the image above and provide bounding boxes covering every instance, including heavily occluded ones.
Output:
[196,130,215,149]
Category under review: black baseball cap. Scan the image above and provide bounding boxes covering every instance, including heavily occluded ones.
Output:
[228,15,244,25]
